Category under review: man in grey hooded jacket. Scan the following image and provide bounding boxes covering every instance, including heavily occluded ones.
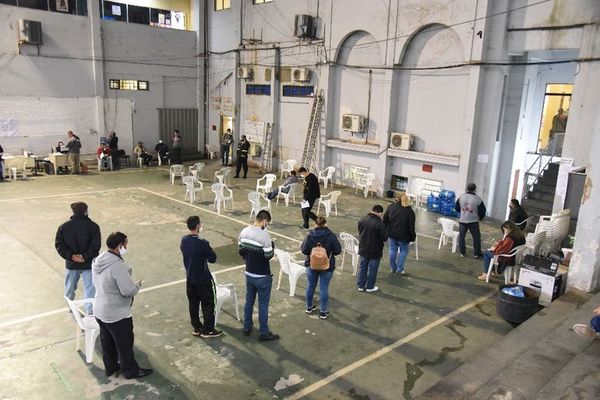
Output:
[92,232,153,379]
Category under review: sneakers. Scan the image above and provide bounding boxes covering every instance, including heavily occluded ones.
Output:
[306,305,318,314]
[125,368,153,379]
[319,311,329,320]
[474,254,483,259]
[573,324,600,338]
[357,287,365,292]
[397,271,410,277]
[460,253,465,258]
[243,327,253,336]
[200,329,223,338]
[366,286,379,293]
[191,325,204,337]
[299,225,309,230]
[258,331,280,342]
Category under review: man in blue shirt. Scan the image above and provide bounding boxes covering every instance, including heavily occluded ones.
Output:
[180,216,222,338]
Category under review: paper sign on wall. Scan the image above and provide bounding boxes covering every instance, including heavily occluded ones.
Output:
[477,154,489,163]
[112,5,121,16]
[0,119,18,137]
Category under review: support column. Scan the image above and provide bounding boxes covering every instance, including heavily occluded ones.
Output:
[88,0,105,137]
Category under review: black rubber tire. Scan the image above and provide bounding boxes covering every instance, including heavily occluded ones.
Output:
[496,284,543,324]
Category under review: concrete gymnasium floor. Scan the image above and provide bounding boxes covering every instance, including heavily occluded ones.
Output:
[0,161,513,400]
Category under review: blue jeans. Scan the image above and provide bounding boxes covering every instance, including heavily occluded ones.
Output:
[482,250,494,273]
[358,257,380,290]
[305,269,334,313]
[591,315,600,333]
[244,275,272,335]
[64,269,95,313]
[389,238,410,273]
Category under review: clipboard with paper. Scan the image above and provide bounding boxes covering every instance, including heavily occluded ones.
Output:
[300,200,310,209]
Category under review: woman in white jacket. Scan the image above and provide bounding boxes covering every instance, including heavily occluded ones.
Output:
[92,232,153,379]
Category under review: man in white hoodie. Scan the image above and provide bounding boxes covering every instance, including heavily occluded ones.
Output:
[92,232,153,379]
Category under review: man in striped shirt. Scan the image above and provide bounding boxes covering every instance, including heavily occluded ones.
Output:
[238,210,280,341]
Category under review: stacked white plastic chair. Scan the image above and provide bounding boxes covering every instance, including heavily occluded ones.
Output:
[534,210,570,256]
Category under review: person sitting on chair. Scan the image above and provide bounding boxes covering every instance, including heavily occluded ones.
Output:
[97,144,111,169]
[478,221,525,281]
[266,171,299,200]
[508,199,528,228]
[155,140,170,165]
[134,141,153,166]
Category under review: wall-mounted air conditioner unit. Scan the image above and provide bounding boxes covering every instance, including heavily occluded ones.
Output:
[294,14,316,39]
[390,132,414,150]
[292,68,311,82]
[18,19,43,45]
[237,66,254,80]
[342,114,366,133]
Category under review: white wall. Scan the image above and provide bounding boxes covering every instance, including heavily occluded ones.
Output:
[0,2,198,155]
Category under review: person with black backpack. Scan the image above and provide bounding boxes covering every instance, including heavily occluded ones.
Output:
[300,216,341,320]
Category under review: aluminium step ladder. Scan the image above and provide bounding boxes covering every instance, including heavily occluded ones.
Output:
[300,89,324,172]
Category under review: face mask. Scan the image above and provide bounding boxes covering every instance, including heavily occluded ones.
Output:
[119,246,128,256]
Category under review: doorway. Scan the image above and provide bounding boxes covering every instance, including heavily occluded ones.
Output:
[220,115,233,136]
[536,83,573,154]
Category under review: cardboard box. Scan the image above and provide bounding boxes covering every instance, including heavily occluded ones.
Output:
[518,268,566,306]
[522,254,559,276]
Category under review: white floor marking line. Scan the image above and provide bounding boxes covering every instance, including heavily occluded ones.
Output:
[0,187,139,202]
[137,186,303,244]
[0,308,69,329]
[0,252,303,329]
[417,233,439,241]
[285,292,494,400]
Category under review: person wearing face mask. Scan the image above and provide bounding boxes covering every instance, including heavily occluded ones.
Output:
[478,221,525,281]
[55,202,101,313]
[92,232,153,379]
[180,216,222,338]
[238,210,279,341]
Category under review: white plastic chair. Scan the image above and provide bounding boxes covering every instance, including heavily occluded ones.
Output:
[189,162,205,180]
[525,230,546,256]
[97,155,112,171]
[274,249,306,297]
[317,190,341,217]
[411,235,419,260]
[485,245,527,284]
[205,144,218,160]
[280,159,296,179]
[212,274,240,327]
[64,297,100,363]
[355,173,376,198]
[437,217,460,253]
[170,164,185,185]
[248,191,271,221]
[214,167,231,186]
[276,183,297,206]
[183,175,205,203]
[211,183,234,214]
[318,166,336,189]
[256,173,277,195]
[339,232,359,276]
[535,210,570,256]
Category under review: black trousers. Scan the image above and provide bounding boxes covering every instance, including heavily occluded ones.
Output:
[221,145,230,165]
[110,148,120,169]
[186,280,216,332]
[96,317,140,378]
[172,148,182,164]
[301,198,317,228]
[459,222,483,256]
[236,157,248,177]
